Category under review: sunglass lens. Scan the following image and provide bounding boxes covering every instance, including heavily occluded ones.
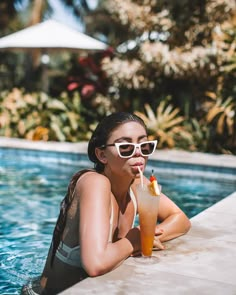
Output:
[118,144,135,157]
[141,142,155,155]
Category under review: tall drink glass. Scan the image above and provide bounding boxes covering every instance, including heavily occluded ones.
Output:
[136,183,161,264]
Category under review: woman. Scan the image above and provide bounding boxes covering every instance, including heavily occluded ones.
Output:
[22,112,191,294]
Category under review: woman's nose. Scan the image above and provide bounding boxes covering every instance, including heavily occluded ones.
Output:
[134,145,141,156]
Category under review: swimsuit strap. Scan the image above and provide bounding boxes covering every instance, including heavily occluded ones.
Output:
[108,200,114,242]
[56,242,82,267]
[129,188,137,227]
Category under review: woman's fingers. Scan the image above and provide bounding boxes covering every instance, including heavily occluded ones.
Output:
[153,236,165,250]
[130,250,141,257]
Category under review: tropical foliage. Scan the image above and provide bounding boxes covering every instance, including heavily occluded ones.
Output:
[0,0,236,154]
[0,88,92,141]
[84,0,236,154]
[86,1,235,105]
[135,102,193,149]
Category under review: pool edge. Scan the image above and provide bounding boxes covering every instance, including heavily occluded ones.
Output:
[1,136,236,169]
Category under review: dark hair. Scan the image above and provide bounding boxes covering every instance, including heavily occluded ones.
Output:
[88,112,147,172]
[50,112,146,266]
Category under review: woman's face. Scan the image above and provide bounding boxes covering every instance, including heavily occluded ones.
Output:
[101,121,149,178]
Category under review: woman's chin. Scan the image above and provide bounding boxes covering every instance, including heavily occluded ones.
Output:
[131,166,140,175]
[135,173,141,179]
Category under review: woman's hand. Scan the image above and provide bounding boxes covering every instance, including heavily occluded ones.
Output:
[153,227,165,250]
[125,227,141,255]
[130,226,165,256]
[125,227,142,257]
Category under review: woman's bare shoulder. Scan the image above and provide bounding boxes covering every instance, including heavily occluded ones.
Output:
[76,170,111,192]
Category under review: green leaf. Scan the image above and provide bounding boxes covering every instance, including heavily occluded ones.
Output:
[47,99,68,111]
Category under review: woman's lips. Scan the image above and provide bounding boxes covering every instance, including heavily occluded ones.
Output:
[132,161,144,167]
[131,162,144,172]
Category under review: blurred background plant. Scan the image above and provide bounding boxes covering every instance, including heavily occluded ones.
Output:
[0,0,235,154]
[85,0,236,154]
[0,88,91,141]
[135,101,193,150]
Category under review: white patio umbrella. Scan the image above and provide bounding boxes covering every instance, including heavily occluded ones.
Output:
[0,19,108,52]
[0,20,108,92]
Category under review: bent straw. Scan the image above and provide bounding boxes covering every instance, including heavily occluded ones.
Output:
[138,166,144,188]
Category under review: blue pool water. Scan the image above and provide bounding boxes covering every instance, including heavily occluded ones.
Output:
[0,148,235,294]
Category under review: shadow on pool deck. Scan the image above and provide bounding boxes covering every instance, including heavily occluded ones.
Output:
[1,137,236,294]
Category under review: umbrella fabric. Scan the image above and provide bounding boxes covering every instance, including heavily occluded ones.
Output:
[0,20,108,52]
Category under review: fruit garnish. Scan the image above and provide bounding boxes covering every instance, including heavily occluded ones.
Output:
[149,174,156,182]
[148,170,161,196]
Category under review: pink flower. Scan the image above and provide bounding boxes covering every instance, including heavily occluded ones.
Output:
[67,82,79,91]
[81,84,95,98]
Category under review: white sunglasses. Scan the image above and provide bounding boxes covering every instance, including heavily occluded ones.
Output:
[100,140,157,158]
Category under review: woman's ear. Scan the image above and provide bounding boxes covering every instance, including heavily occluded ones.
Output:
[95,148,108,164]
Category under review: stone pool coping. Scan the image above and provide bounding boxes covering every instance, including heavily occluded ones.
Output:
[1,137,236,294]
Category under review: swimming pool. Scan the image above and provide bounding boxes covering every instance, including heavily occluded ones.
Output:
[0,147,236,294]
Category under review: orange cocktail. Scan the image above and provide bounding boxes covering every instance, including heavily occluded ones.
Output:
[137,183,160,257]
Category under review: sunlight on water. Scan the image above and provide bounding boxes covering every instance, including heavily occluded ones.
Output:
[0,149,235,294]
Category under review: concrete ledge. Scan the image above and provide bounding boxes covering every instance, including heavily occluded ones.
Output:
[151,149,236,169]
[0,136,88,153]
[61,192,236,295]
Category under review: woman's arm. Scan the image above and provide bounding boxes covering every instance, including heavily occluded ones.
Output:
[78,173,140,277]
[156,192,191,242]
